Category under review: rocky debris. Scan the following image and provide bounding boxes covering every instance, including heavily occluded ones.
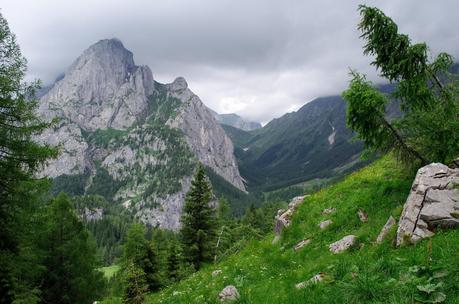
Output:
[376,216,396,244]
[329,235,357,254]
[294,239,311,251]
[295,273,325,289]
[218,285,240,302]
[396,163,459,246]
[81,207,104,221]
[322,207,336,215]
[358,209,368,222]
[212,270,222,277]
[274,196,307,235]
[319,219,333,230]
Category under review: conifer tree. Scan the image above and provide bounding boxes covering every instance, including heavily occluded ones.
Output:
[342,5,459,166]
[123,261,148,304]
[41,193,105,304]
[0,13,57,302]
[123,223,162,292]
[180,165,217,270]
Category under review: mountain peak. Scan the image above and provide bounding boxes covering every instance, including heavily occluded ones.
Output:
[168,77,188,91]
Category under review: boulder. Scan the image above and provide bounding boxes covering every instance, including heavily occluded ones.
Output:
[376,216,396,244]
[294,239,311,251]
[396,163,459,246]
[357,209,368,223]
[319,219,332,230]
[329,235,357,254]
[219,285,240,302]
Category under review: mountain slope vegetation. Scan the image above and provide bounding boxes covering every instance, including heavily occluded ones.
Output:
[141,156,459,304]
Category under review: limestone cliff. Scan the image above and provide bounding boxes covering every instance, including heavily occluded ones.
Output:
[37,38,245,229]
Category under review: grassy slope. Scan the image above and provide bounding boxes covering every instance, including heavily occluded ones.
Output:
[145,156,459,304]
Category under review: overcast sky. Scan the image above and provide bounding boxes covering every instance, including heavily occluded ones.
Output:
[2,0,459,123]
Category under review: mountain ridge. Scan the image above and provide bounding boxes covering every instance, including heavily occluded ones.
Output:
[37,38,245,229]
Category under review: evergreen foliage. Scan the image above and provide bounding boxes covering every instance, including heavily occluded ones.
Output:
[0,12,57,303]
[343,5,459,166]
[40,193,105,304]
[122,261,148,304]
[122,223,162,292]
[180,165,218,270]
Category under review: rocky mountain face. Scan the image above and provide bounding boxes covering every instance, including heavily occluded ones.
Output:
[210,110,261,131]
[37,38,245,230]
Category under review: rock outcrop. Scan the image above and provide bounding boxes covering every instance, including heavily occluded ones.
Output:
[37,38,246,230]
[274,195,307,235]
[329,235,357,254]
[396,163,459,246]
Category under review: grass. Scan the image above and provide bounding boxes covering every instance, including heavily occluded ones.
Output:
[143,155,459,304]
[100,265,120,280]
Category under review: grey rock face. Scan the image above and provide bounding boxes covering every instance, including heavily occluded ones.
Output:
[167,79,245,191]
[37,39,245,230]
[39,38,154,131]
[396,163,459,246]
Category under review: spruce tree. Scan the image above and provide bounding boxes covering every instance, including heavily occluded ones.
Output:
[0,13,56,303]
[41,193,105,304]
[123,223,162,292]
[180,165,217,270]
[123,261,148,304]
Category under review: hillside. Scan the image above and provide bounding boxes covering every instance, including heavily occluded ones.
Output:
[139,156,459,304]
[225,95,367,192]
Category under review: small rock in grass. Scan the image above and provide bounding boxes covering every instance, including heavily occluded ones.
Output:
[376,216,396,244]
[329,235,357,254]
[358,209,368,222]
[322,207,336,215]
[295,273,325,289]
[294,239,311,251]
[219,285,240,302]
[319,219,332,230]
[212,269,222,277]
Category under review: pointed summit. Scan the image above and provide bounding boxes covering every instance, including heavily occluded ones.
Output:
[39,38,154,130]
[168,77,188,91]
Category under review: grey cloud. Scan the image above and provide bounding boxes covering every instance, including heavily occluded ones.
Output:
[2,0,459,123]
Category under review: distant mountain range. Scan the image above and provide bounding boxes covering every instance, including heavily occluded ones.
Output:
[223,85,400,192]
[210,110,261,131]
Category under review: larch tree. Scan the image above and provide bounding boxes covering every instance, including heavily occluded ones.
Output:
[342,5,459,166]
